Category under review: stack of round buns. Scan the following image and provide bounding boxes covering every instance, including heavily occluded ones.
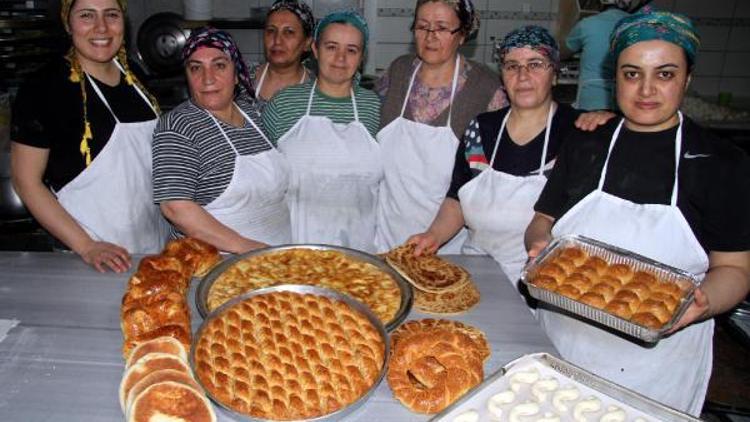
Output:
[193,290,386,420]
[385,244,480,314]
[530,246,688,329]
[119,238,220,421]
[387,319,489,414]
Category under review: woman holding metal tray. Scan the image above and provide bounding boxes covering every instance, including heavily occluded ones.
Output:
[524,7,750,415]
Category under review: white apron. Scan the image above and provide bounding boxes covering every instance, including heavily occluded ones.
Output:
[56,62,166,254]
[459,104,555,286]
[539,113,713,416]
[203,104,291,245]
[254,63,307,99]
[277,80,383,252]
[374,55,467,254]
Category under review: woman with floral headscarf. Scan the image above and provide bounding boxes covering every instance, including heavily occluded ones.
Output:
[249,0,315,110]
[526,8,750,414]
[373,0,508,254]
[262,10,382,252]
[152,27,290,253]
[409,26,611,286]
[11,0,164,272]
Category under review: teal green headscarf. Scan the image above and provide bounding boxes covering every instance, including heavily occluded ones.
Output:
[610,7,700,66]
[314,9,369,49]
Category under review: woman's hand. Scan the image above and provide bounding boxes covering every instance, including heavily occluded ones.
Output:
[668,288,710,334]
[574,110,616,132]
[524,213,555,260]
[79,241,132,273]
[237,238,269,254]
[407,232,439,256]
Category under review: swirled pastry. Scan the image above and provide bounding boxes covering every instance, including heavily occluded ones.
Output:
[387,329,483,414]
[194,291,385,420]
[385,243,470,292]
[390,319,490,363]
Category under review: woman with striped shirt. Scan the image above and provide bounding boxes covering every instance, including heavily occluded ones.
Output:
[152,27,290,253]
[262,10,382,252]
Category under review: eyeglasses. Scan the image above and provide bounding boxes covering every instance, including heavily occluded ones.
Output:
[501,60,553,75]
[413,25,462,37]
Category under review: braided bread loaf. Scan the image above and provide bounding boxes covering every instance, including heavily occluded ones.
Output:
[531,247,689,329]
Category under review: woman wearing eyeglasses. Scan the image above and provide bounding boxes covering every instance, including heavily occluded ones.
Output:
[373,0,507,254]
[409,26,611,286]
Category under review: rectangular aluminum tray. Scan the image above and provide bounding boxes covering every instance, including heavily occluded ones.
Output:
[191,284,390,422]
[195,244,413,332]
[521,235,701,343]
[430,353,700,422]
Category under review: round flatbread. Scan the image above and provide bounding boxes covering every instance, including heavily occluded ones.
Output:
[413,280,480,315]
[385,244,470,293]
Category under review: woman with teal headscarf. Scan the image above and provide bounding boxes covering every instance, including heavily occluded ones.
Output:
[262,10,383,252]
[526,7,750,415]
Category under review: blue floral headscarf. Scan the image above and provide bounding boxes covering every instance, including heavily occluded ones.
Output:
[494,25,560,69]
[314,9,369,49]
[610,7,700,66]
[182,27,254,97]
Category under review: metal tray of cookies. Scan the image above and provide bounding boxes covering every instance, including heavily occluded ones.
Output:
[195,244,413,332]
[190,284,390,422]
[430,352,700,422]
[520,235,701,343]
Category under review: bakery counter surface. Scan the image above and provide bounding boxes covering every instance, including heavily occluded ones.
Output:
[0,251,557,421]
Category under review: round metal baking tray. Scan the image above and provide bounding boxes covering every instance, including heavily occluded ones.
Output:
[190,284,390,422]
[195,244,413,332]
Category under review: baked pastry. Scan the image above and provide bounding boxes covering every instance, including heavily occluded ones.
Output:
[604,300,635,319]
[387,329,483,414]
[604,263,633,280]
[194,291,385,420]
[162,237,220,277]
[531,275,559,291]
[556,284,583,300]
[550,257,576,275]
[537,263,566,280]
[579,292,607,308]
[121,299,191,342]
[559,247,588,265]
[127,381,216,422]
[120,353,192,412]
[413,280,480,315]
[207,248,401,324]
[125,369,201,412]
[126,336,188,368]
[390,319,490,363]
[385,244,470,293]
[123,325,192,361]
[583,256,608,274]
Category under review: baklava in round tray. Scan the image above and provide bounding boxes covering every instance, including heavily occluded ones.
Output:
[191,284,390,421]
[195,245,413,331]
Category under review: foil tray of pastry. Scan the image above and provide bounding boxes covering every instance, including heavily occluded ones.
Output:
[195,244,413,331]
[191,284,390,422]
[521,235,700,343]
[429,352,700,422]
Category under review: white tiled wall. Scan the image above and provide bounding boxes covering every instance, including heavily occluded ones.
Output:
[128,0,750,100]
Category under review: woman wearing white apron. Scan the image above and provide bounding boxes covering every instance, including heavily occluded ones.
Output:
[263,11,383,252]
[153,27,290,254]
[250,1,314,111]
[11,0,163,272]
[525,9,750,415]
[374,0,508,254]
[410,26,604,285]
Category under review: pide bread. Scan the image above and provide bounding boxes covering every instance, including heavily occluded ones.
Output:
[125,369,201,412]
[127,381,216,422]
[193,291,385,421]
[530,246,689,329]
[125,337,188,369]
[206,248,401,324]
[120,353,192,412]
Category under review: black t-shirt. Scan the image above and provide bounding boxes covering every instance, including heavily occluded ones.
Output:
[535,116,750,252]
[447,103,581,199]
[11,58,157,191]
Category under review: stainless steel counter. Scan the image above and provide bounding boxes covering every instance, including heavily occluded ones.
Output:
[0,251,556,421]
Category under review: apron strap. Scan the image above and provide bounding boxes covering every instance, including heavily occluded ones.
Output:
[538,103,556,176]
[597,112,683,207]
[234,104,276,150]
[350,88,360,122]
[255,63,269,94]
[488,103,556,174]
[445,54,461,128]
[86,59,158,121]
[399,61,422,117]
[205,103,259,156]
[305,79,317,116]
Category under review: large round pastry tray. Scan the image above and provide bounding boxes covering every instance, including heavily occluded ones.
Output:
[190,284,390,422]
[196,244,413,332]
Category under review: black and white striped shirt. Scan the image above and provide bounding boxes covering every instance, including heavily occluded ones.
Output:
[152,97,272,206]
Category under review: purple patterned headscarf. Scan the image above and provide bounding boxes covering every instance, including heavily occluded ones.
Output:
[269,0,315,36]
[182,27,254,98]
[494,25,560,69]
